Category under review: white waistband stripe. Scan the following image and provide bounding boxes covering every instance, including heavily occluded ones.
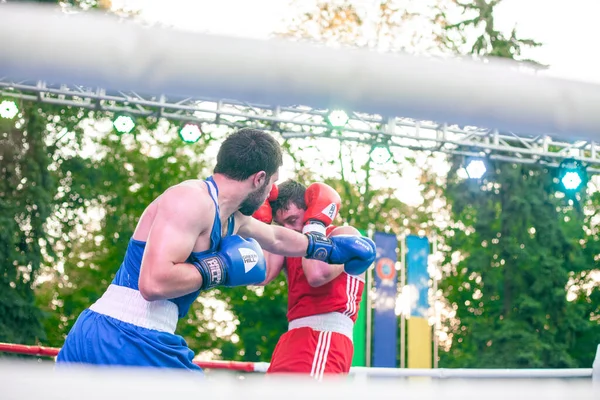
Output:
[289,312,354,342]
[89,284,178,334]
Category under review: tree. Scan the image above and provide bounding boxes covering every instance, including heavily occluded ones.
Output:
[4,0,240,361]
[218,277,289,362]
[279,0,600,369]
[15,0,596,370]
[436,0,599,367]
[277,0,444,234]
[279,0,455,54]
[439,159,599,367]
[0,102,56,346]
[435,0,543,64]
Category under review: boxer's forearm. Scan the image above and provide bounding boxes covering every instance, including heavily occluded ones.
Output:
[139,262,203,301]
[266,225,311,257]
[238,216,310,257]
[301,258,344,287]
[257,250,285,286]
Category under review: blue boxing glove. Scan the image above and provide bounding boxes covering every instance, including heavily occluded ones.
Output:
[341,235,377,275]
[192,235,267,290]
[305,233,376,276]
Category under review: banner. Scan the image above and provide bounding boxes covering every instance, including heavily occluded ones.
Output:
[372,232,398,368]
[351,230,368,367]
[351,271,368,366]
[405,235,431,368]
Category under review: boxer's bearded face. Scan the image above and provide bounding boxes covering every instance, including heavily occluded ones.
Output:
[239,178,272,216]
[274,204,305,233]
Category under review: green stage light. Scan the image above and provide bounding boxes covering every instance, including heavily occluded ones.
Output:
[370,145,392,165]
[562,172,582,190]
[113,115,135,134]
[179,123,202,143]
[326,109,349,128]
[558,159,586,191]
[466,159,486,179]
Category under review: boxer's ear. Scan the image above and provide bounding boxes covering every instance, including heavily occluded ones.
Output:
[252,170,267,189]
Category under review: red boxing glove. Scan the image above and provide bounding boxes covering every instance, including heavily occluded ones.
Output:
[252,184,278,224]
[267,184,279,202]
[302,183,341,235]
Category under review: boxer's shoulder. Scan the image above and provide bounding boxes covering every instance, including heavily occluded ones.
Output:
[165,180,210,198]
[158,181,215,218]
[176,179,209,193]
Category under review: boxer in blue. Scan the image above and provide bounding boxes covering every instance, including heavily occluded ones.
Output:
[57,128,376,371]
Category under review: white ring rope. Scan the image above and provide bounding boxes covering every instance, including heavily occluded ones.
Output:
[1,4,600,138]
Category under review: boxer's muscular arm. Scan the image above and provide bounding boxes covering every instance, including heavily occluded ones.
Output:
[256,250,285,286]
[236,214,310,257]
[138,186,212,301]
[302,225,365,287]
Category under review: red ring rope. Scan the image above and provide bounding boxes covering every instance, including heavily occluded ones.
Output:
[0,342,257,372]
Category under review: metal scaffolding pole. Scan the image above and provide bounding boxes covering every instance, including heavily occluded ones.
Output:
[2,78,600,172]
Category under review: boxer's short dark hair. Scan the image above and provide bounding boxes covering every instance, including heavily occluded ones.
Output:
[271,179,306,214]
[214,128,283,181]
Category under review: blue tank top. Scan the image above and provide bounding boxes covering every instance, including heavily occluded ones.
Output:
[111,176,235,318]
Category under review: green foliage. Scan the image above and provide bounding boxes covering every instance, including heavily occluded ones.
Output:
[435,0,599,368]
[0,103,56,345]
[281,0,600,369]
[222,276,289,361]
[282,136,435,237]
[440,159,600,367]
[436,0,544,65]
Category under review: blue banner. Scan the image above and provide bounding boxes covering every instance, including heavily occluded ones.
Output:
[406,235,430,318]
[372,232,398,368]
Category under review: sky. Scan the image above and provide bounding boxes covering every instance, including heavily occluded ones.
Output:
[111,0,600,84]
[495,0,600,84]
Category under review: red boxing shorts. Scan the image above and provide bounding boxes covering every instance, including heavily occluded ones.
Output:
[266,327,353,379]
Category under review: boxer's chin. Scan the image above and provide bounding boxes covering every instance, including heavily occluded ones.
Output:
[239,189,266,216]
[239,180,271,216]
[238,201,258,216]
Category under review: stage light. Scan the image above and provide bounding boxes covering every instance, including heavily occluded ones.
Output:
[0,100,18,119]
[466,159,486,179]
[326,109,349,128]
[370,145,392,165]
[562,172,582,190]
[179,123,202,143]
[558,158,586,191]
[113,115,135,134]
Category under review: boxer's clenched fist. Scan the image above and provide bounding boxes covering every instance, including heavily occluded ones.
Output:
[252,184,278,224]
[302,183,341,235]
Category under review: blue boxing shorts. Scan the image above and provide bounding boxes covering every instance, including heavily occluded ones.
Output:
[56,284,202,372]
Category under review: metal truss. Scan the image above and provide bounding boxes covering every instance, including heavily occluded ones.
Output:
[2,78,600,173]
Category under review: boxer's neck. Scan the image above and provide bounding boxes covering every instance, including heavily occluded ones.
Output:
[211,173,249,217]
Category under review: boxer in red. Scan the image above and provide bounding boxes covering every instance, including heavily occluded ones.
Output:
[254,180,373,380]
